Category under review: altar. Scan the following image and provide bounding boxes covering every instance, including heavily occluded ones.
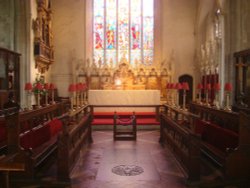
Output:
[88,90,161,112]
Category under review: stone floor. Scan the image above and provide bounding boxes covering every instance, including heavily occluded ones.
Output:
[10,130,246,188]
[69,130,187,188]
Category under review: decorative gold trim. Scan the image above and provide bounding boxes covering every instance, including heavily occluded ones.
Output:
[33,0,54,73]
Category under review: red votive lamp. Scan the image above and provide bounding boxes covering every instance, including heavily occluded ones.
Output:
[182,82,189,91]
[214,83,220,91]
[225,83,232,91]
[197,83,203,90]
[25,82,33,91]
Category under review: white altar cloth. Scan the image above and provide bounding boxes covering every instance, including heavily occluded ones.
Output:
[88,90,160,112]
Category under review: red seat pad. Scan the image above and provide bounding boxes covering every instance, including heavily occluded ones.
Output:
[202,123,238,151]
[49,118,63,137]
[32,124,51,148]
[20,131,33,149]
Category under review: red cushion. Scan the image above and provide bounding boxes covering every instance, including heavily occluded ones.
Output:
[49,118,63,137]
[32,124,50,148]
[20,131,33,149]
[202,123,238,152]
[209,123,238,151]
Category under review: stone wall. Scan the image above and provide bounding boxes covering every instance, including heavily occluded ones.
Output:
[0,0,14,49]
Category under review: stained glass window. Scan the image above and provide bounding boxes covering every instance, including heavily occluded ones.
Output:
[93,0,154,67]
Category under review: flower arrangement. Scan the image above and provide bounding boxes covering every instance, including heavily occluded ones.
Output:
[25,74,56,108]
[32,74,45,95]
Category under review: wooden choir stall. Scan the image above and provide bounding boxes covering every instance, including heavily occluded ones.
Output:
[0,102,92,187]
[160,102,250,185]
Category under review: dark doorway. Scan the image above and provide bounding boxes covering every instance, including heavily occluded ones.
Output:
[179,75,193,107]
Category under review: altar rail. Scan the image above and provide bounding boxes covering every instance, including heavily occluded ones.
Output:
[160,104,201,182]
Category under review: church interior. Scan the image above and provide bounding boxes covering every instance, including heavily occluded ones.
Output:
[0,0,250,187]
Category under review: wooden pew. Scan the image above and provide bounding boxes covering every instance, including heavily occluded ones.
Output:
[189,102,239,133]
[0,102,69,178]
[19,103,69,177]
[225,112,250,180]
[188,103,250,181]
[57,105,92,181]
[0,101,69,153]
[189,103,239,167]
[160,104,201,183]
[19,101,68,133]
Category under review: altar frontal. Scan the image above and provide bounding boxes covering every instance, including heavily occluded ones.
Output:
[88,90,160,112]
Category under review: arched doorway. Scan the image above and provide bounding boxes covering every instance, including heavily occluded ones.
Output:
[179,75,193,107]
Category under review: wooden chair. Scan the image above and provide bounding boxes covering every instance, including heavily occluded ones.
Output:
[113,112,137,141]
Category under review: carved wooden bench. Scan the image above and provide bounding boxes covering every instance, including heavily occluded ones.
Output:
[20,117,64,177]
[57,105,92,181]
[194,119,238,167]
[1,103,69,178]
[160,104,201,182]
